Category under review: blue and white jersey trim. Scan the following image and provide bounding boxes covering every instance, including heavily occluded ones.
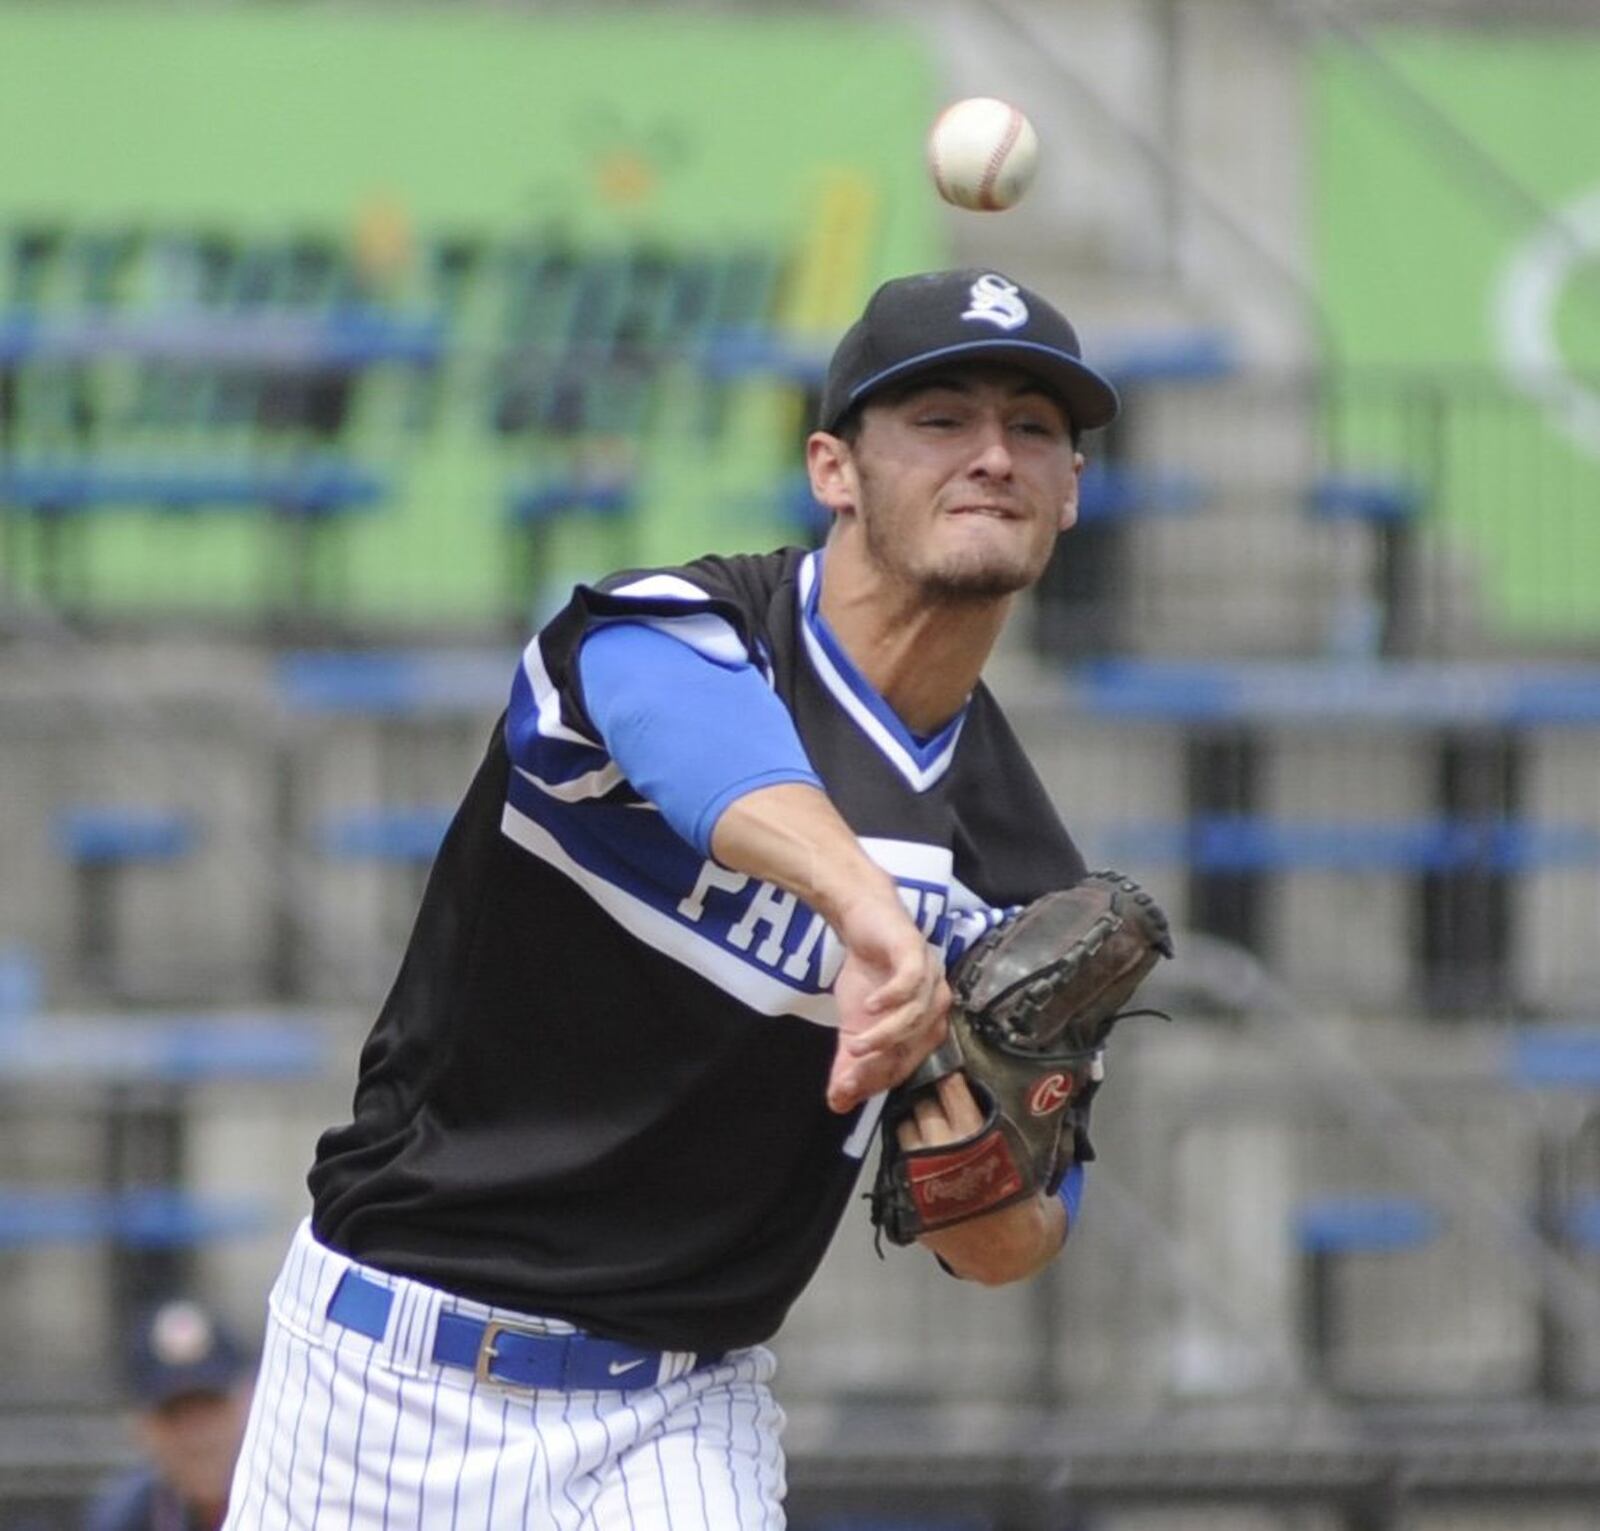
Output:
[506,648,621,798]
[606,575,758,671]
[498,566,1014,1026]
[505,793,844,1023]
[507,574,757,800]
[502,758,967,1026]
[945,878,1019,968]
[797,552,967,792]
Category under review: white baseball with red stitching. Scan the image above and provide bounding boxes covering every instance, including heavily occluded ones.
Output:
[927,96,1040,212]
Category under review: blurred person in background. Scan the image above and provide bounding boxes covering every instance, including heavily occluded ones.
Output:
[85,1299,252,1531]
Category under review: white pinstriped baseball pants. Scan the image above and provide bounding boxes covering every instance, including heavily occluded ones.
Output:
[222,1221,787,1530]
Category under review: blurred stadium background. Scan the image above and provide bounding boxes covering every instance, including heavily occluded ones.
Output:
[4,0,1600,1526]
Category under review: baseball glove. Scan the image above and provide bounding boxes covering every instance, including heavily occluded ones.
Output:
[869,870,1173,1246]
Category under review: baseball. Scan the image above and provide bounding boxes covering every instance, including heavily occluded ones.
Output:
[927,97,1039,212]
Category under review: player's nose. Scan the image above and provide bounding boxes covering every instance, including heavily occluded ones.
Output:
[966,416,1015,479]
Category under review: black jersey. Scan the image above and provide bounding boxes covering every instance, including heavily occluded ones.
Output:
[310,547,1085,1353]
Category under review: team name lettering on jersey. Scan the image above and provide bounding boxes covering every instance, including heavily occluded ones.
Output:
[675,854,952,988]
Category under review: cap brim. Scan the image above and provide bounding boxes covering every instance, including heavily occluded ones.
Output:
[137,1359,242,1408]
[829,339,1120,434]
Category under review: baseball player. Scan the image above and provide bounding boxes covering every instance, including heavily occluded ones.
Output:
[222,268,1118,1530]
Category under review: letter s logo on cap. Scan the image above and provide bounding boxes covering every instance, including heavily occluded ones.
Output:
[962,273,1028,331]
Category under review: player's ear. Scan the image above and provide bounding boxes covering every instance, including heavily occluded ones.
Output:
[806,431,858,517]
[1059,450,1085,532]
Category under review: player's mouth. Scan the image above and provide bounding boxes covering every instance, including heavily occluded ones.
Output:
[946,503,1023,521]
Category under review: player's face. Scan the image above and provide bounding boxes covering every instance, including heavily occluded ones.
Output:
[831,366,1083,601]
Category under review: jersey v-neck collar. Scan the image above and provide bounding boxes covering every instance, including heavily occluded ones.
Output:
[796,549,968,793]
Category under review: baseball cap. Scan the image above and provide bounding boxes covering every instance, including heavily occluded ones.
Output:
[817,269,1120,435]
[126,1298,247,1408]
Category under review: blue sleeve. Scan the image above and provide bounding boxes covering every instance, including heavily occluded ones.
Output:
[577,620,823,856]
[1058,1161,1086,1231]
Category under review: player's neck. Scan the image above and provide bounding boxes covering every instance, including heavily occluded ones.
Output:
[816,557,1009,736]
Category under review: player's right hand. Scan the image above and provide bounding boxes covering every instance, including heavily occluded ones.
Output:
[825,889,949,1114]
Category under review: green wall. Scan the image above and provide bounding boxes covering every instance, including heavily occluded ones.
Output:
[1315,33,1600,637]
[1,6,938,248]
[0,5,945,625]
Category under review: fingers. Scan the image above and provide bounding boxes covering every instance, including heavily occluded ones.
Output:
[934,1072,987,1135]
[826,1037,913,1114]
[908,1089,946,1145]
[895,1094,935,1151]
[827,1000,948,1114]
[843,960,949,1057]
[894,1073,985,1149]
[857,947,938,1018]
[825,889,950,1113]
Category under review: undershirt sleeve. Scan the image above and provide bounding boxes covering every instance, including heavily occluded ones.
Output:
[577,619,823,857]
[1058,1161,1086,1231]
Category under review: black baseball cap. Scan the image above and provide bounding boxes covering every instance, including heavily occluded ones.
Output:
[818,269,1120,436]
[126,1298,247,1408]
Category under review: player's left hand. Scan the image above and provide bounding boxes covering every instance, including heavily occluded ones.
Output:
[894,1072,1067,1282]
[894,1069,987,1150]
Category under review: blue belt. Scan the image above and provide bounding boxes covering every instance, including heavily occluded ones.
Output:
[325,1269,719,1392]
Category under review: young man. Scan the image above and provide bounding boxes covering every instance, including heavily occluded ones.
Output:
[88,1298,252,1531]
[223,268,1119,1529]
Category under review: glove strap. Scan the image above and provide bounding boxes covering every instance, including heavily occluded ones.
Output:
[905,1034,965,1092]
[897,1125,1031,1234]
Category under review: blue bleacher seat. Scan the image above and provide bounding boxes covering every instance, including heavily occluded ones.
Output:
[1294,1195,1442,1255]
[698,331,825,386]
[1098,816,1600,874]
[1294,1194,1444,1389]
[1068,659,1600,727]
[317,807,452,863]
[0,1190,118,1247]
[0,1187,266,1251]
[0,1011,329,1085]
[52,808,195,866]
[1076,464,1207,523]
[277,648,511,717]
[111,1187,267,1248]
[0,946,42,1024]
[0,308,443,369]
[0,457,385,518]
[1508,1027,1600,1090]
[51,808,198,999]
[1309,473,1425,525]
[507,476,632,528]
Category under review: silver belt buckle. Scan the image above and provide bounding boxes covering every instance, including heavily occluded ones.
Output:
[473,1317,549,1387]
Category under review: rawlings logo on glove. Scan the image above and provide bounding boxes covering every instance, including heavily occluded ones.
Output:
[869,870,1174,1246]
